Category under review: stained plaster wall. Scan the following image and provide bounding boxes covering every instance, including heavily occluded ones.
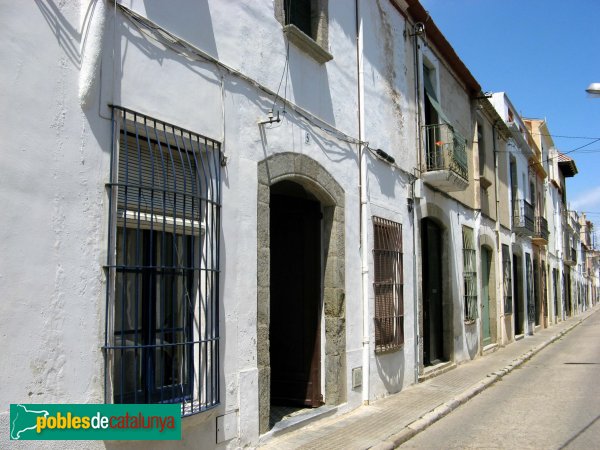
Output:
[496,138,512,230]
[476,114,498,221]
[436,53,475,210]
[416,190,480,366]
[416,39,480,365]
[360,0,418,400]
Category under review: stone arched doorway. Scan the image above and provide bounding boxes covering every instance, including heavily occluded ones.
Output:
[257,153,345,433]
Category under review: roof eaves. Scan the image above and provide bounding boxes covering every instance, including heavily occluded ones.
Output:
[402,0,481,97]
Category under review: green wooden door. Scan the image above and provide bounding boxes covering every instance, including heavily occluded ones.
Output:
[481,247,492,346]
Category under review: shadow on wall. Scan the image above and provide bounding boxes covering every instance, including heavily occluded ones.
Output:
[143,0,218,59]
[34,0,84,68]
[375,350,405,395]
[465,322,479,360]
[366,157,410,199]
[230,76,357,166]
[287,48,336,127]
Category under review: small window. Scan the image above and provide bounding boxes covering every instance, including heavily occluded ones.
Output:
[105,107,221,416]
[285,0,313,38]
[373,217,404,352]
[502,245,513,314]
[462,226,478,322]
[277,0,332,63]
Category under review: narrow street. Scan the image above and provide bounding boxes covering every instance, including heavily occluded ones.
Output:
[400,310,600,449]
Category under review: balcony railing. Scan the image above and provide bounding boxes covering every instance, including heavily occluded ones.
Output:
[564,244,577,266]
[532,216,549,243]
[422,123,468,191]
[562,210,581,234]
[513,200,534,235]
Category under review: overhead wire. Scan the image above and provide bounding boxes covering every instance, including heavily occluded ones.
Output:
[116,3,363,146]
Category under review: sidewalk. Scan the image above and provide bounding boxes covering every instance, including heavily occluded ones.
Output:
[259,307,599,450]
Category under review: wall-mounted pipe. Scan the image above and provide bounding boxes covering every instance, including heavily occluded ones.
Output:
[355,0,371,406]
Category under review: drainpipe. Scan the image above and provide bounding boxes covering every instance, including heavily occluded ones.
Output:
[412,26,422,384]
[355,0,370,405]
[492,122,503,341]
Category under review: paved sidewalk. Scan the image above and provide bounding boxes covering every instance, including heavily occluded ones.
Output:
[259,307,599,450]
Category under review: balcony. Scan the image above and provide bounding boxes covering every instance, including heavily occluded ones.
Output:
[513,200,534,236]
[564,245,577,266]
[532,216,549,245]
[422,123,469,192]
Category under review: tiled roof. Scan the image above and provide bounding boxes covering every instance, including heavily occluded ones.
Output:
[557,152,578,177]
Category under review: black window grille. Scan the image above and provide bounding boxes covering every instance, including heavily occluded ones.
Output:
[502,244,513,314]
[462,226,478,321]
[373,217,403,352]
[104,106,221,416]
[526,253,535,324]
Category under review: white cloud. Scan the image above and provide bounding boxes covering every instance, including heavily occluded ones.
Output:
[571,186,600,212]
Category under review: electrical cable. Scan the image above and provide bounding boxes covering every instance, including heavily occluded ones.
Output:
[117,3,364,147]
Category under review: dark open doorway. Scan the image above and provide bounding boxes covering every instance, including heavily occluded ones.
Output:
[481,246,492,347]
[513,254,524,335]
[421,218,445,366]
[269,181,323,410]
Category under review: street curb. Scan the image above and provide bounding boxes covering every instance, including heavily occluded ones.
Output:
[371,311,595,450]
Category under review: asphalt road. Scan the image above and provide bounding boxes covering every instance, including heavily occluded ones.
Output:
[400,310,600,450]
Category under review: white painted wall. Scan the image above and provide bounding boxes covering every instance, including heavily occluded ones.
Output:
[0,1,108,448]
[0,1,424,448]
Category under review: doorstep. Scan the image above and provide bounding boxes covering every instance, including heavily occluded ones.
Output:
[482,343,499,355]
[259,404,338,444]
[419,360,457,382]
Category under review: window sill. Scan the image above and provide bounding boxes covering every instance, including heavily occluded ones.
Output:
[283,24,333,64]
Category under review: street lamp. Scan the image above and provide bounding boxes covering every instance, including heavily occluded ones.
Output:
[586,83,600,96]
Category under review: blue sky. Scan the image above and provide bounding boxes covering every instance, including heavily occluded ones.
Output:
[420,0,600,233]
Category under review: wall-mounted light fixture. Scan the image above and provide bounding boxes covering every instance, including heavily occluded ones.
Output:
[409,22,425,37]
[258,109,281,125]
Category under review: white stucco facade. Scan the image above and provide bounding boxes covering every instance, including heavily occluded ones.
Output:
[1,2,593,449]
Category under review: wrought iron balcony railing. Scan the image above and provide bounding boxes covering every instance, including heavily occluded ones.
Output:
[423,123,468,182]
[533,216,549,242]
[564,244,577,266]
[513,199,534,235]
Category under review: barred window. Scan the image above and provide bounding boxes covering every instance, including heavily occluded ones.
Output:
[526,253,535,324]
[105,107,221,416]
[502,245,513,314]
[373,217,403,352]
[462,226,478,322]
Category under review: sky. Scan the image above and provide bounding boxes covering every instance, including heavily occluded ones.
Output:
[420,0,600,235]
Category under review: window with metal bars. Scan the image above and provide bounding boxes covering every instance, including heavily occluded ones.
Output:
[502,244,513,314]
[462,226,478,322]
[104,106,221,416]
[526,253,535,324]
[373,217,403,352]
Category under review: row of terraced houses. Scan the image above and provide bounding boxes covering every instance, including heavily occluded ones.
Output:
[2,0,599,448]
